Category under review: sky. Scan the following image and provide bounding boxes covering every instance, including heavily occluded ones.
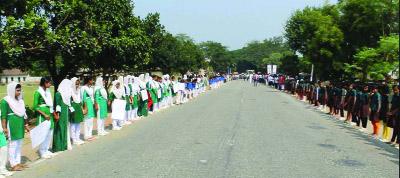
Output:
[133,0,338,50]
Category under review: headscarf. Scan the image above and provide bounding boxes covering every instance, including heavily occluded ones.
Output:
[3,82,26,117]
[111,80,123,99]
[81,80,94,103]
[139,74,146,89]
[133,77,141,94]
[70,77,81,103]
[58,79,72,106]
[124,75,131,95]
[37,84,53,108]
[149,77,155,89]
[145,73,151,83]
[94,77,107,99]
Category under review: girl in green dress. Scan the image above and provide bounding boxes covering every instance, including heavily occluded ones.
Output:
[123,76,133,125]
[70,77,85,145]
[0,109,13,176]
[34,76,55,159]
[109,80,125,130]
[148,75,158,113]
[1,82,29,171]
[138,74,149,117]
[81,77,95,141]
[130,77,140,120]
[52,79,73,152]
[94,77,109,136]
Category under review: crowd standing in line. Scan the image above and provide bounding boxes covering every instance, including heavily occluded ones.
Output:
[243,73,399,150]
[0,73,226,176]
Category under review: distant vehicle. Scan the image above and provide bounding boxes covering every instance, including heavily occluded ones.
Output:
[246,70,255,74]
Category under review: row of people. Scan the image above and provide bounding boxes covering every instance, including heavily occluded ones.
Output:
[0,74,225,175]
[279,79,399,149]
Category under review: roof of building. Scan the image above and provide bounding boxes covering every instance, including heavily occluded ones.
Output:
[1,69,28,76]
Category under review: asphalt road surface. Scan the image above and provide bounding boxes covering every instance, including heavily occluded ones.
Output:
[13,81,399,178]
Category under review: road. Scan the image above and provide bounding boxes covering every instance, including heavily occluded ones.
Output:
[13,81,399,178]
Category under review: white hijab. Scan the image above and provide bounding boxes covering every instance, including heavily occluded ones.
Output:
[94,77,107,99]
[81,79,94,102]
[124,75,131,95]
[3,82,26,117]
[132,77,140,94]
[37,84,53,107]
[144,73,150,83]
[70,77,81,103]
[139,74,146,89]
[58,79,72,106]
[111,80,123,99]
[149,77,155,89]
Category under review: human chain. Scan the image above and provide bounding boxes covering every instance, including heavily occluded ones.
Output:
[244,73,399,150]
[0,74,226,175]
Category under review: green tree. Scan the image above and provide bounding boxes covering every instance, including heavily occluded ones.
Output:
[344,35,399,82]
[285,6,343,80]
[199,41,231,73]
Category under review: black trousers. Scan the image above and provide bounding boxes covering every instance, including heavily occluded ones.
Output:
[358,117,368,128]
[352,114,358,123]
[391,126,400,144]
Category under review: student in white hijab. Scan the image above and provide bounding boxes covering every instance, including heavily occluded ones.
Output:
[138,74,149,117]
[109,80,125,130]
[81,76,95,142]
[1,82,29,171]
[70,77,85,145]
[52,79,73,152]
[123,76,133,125]
[129,76,139,120]
[94,77,109,136]
[34,77,56,159]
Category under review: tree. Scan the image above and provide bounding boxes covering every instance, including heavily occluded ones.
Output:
[231,37,290,73]
[1,0,97,90]
[199,41,231,73]
[0,0,151,91]
[284,6,343,80]
[87,0,150,88]
[172,34,205,76]
[344,35,399,82]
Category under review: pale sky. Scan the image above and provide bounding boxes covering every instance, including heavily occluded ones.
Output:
[133,0,337,50]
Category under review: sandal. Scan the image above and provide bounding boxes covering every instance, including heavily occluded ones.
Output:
[18,163,29,168]
[10,165,24,171]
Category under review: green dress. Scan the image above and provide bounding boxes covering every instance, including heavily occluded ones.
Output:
[147,82,158,104]
[129,85,139,110]
[138,90,148,117]
[124,86,132,111]
[52,92,69,152]
[0,110,6,147]
[1,99,25,140]
[95,89,108,119]
[171,83,176,97]
[0,132,6,147]
[82,89,95,118]
[165,85,170,97]
[71,102,84,123]
[33,91,54,129]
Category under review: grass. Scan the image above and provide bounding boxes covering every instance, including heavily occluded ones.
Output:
[0,85,55,109]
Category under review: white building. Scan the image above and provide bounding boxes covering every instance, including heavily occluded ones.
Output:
[0,69,30,84]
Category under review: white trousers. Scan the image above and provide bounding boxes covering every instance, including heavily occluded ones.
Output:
[112,119,123,128]
[70,123,81,142]
[84,116,93,139]
[133,108,139,119]
[39,129,52,156]
[97,109,105,134]
[8,139,22,167]
[125,109,133,122]
[0,145,7,172]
